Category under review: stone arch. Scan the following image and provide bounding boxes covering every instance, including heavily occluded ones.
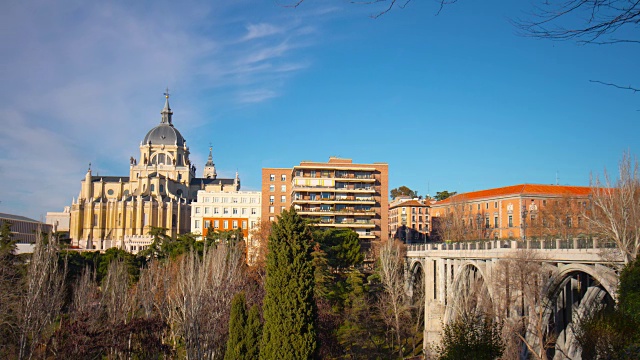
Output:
[444,261,494,324]
[526,263,618,359]
[406,259,425,298]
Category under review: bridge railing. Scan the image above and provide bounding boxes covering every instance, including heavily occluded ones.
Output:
[406,237,618,252]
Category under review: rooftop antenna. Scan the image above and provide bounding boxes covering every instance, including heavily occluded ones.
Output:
[556,171,559,185]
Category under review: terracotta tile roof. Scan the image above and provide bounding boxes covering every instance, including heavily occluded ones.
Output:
[433,184,592,206]
[389,200,429,209]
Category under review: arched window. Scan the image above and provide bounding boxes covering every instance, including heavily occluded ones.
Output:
[150,184,155,192]
[157,153,166,165]
[177,189,183,197]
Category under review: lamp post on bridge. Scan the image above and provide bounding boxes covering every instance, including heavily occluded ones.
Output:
[521,205,528,241]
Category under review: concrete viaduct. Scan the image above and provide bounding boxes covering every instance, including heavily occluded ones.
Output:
[406,239,622,359]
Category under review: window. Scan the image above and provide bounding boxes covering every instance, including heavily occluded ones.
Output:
[269,185,275,192]
[269,195,275,204]
[469,205,473,211]
[242,220,247,229]
[281,185,286,192]
[204,220,211,228]
[494,201,498,208]
[242,208,247,215]
[214,220,219,228]
[214,197,220,203]
[195,207,201,214]
[233,220,238,229]
[508,215,513,227]
[269,216,275,222]
[150,184,155,192]
[250,198,257,204]
[281,174,287,181]
[222,198,229,203]
[477,204,480,210]
[281,206,286,212]
[224,220,229,229]
[270,174,275,181]
[107,189,114,196]
[195,220,201,228]
[233,208,238,214]
[241,197,248,203]
[214,207,219,214]
[251,221,257,229]
[223,208,229,214]
[494,216,498,228]
[251,208,257,215]
[311,170,316,177]
[204,207,210,214]
[93,214,98,226]
[281,195,286,203]
[485,217,490,228]
[486,203,489,209]
[232,197,238,203]
[270,206,275,213]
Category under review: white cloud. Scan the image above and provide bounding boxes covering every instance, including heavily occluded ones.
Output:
[243,23,284,41]
[0,0,326,218]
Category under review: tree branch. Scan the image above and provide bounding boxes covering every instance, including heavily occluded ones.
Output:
[589,79,640,93]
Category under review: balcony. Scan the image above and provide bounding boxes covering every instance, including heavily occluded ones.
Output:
[292,185,376,193]
[298,208,376,216]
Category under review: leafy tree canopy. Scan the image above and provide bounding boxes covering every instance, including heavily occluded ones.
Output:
[390,186,417,200]
[435,190,457,201]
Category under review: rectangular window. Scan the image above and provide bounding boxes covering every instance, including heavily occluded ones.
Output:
[269,206,275,213]
[281,195,286,203]
[204,197,210,203]
[195,220,201,228]
[224,220,229,229]
[232,197,238,203]
[242,208,247,215]
[508,215,513,227]
[269,195,275,204]
[486,203,489,209]
[281,206,286,212]
[224,208,229,214]
[281,185,286,192]
[269,185,275,192]
[494,216,498,228]
[270,174,275,181]
[204,220,211,228]
[269,216,275,222]
[214,207,219,214]
[242,220,247,229]
[233,220,238,229]
[281,174,286,181]
[222,198,229,203]
[205,207,211,214]
[214,220,219,228]
[494,201,498,208]
[485,217,490,228]
[195,207,201,214]
[477,204,480,210]
[233,208,238,214]
[214,197,220,203]
[241,197,248,203]
[251,221,256,229]
[250,198,257,204]
[252,208,257,215]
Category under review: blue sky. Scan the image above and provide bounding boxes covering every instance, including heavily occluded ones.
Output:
[1,0,638,219]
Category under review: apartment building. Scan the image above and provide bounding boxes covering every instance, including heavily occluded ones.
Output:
[262,157,389,246]
[430,184,592,241]
[388,197,431,243]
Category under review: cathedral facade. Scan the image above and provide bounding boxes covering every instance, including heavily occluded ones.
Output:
[69,92,239,251]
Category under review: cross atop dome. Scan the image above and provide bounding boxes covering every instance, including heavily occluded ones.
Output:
[161,88,173,125]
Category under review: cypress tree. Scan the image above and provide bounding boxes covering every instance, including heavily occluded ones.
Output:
[260,209,317,359]
[245,304,262,359]
[225,292,247,360]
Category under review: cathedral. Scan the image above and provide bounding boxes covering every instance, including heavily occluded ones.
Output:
[69,92,240,251]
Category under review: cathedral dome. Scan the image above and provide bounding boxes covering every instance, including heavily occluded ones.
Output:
[143,124,185,146]
[142,91,185,146]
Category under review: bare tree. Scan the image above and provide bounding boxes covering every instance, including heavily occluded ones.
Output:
[586,151,640,264]
[432,198,471,242]
[492,250,559,360]
[376,239,410,357]
[169,242,245,359]
[17,232,66,360]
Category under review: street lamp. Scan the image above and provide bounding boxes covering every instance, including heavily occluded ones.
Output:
[521,205,528,241]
